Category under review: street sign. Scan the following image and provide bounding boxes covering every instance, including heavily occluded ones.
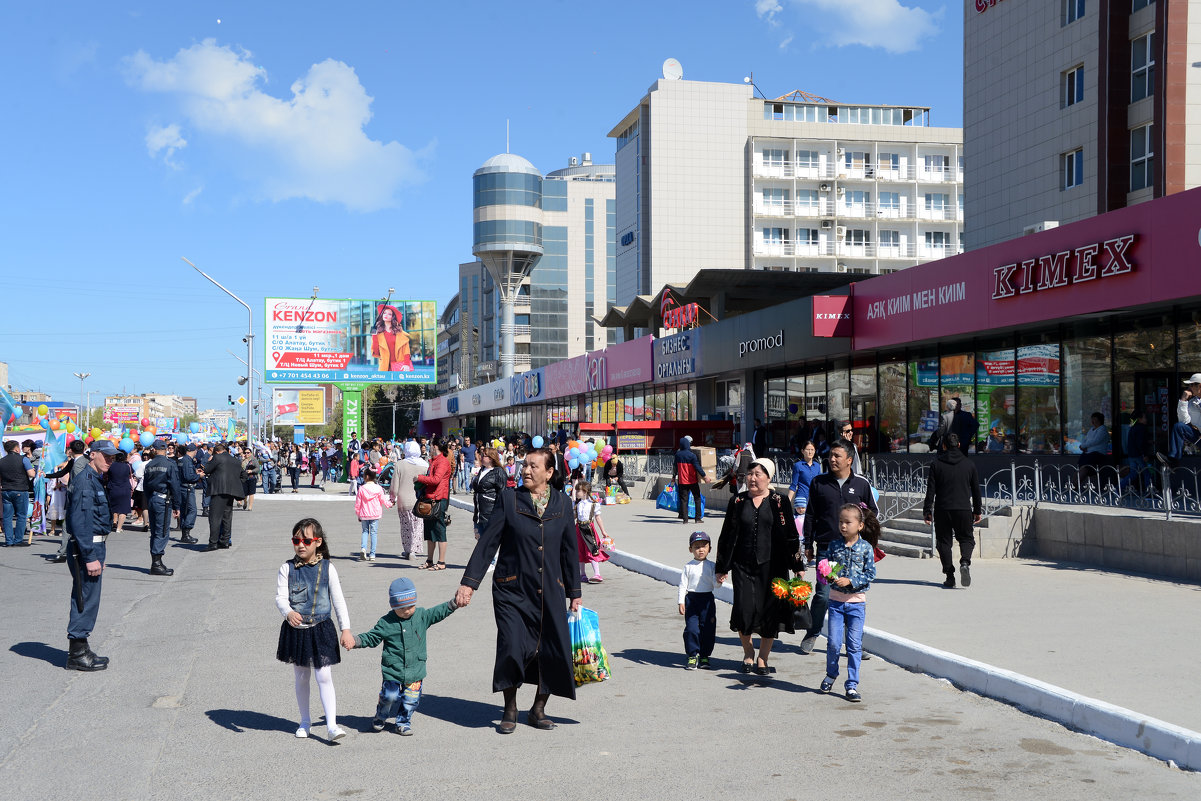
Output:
[237,396,247,406]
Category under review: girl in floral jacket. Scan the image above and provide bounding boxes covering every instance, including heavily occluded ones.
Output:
[819,503,879,703]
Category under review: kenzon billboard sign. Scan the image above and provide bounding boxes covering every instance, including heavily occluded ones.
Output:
[265,298,437,385]
[851,187,1201,350]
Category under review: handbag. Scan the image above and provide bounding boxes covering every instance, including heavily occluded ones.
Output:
[568,607,612,687]
[578,501,601,556]
[792,602,813,633]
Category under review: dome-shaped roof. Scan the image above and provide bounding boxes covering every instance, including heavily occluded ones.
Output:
[475,152,541,176]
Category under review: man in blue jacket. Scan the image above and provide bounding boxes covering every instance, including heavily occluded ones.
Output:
[142,439,181,576]
[65,440,118,671]
[672,437,710,524]
[175,443,201,544]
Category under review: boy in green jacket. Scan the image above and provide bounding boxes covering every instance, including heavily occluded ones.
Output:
[350,577,458,735]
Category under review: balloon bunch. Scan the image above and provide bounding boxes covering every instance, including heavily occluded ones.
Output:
[562,439,615,472]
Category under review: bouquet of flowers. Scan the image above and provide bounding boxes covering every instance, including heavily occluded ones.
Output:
[770,577,814,607]
[816,559,843,586]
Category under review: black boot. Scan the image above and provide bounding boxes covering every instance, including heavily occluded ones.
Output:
[942,568,956,589]
[82,638,109,667]
[150,557,174,576]
[66,638,107,671]
[180,530,198,544]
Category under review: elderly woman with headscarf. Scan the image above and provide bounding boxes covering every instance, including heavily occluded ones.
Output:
[714,457,799,677]
[389,441,427,560]
[371,304,413,372]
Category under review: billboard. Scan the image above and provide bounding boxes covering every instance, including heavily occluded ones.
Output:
[264,297,437,384]
[273,388,327,426]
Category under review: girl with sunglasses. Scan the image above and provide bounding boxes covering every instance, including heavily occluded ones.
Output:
[275,518,355,741]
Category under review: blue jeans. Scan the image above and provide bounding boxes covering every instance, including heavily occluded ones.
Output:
[179,487,197,534]
[2,490,28,545]
[1168,422,1201,460]
[806,542,833,639]
[360,519,379,556]
[682,591,716,657]
[376,679,422,726]
[825,599,866,689]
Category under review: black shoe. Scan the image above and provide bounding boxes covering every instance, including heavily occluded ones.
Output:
[942,573,956,589]
[66,639,107,672]
[203,544,219,552]
[150,558,174,577]
[218,542,231,549]
[959,563,971,588]
[180,533,198,544]
[82,639,109,667]
[371,718,386,732]
[12,541,31,547]
[799,635,818,655]
[51,554,68,564]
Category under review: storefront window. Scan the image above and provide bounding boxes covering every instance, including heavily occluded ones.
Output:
[1062,324,1112,455]
[1017,335,1061,454]
[766,377,789,448]
[827,361,850,429]
[1178,309,1201,373]
[1114,313,1174,455]
[806,372,827,422]
[940,352,977,450]
[850,363,879,452]
[631,389,645,421]
[976,342,1015,454]
[602,391,615,424]
[908,352,939,450]
[878,357,907,452]
[678,384,695,420]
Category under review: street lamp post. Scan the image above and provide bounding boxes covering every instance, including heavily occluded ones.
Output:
[227,350,266,441]
[182,257,254,443]
[73,372,90,430]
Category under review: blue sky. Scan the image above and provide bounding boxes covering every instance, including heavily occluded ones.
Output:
[1,1,962,412]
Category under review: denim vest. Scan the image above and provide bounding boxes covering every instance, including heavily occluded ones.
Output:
[288,560,331,624]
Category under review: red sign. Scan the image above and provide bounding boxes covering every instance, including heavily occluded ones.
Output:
[271,352,352,369]
[812,295,853,337]
[851,186,1201,350]
[660,290,700,329]
[974,0,1006,12]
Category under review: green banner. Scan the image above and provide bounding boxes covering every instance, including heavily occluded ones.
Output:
[341,389,362,446]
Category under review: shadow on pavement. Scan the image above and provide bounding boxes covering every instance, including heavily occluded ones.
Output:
[345,695,526,730]
[611,647,683,669]
[873,577,944,588]
[10,641,67,666]
[205,708,297,734]
[719,672,821,695]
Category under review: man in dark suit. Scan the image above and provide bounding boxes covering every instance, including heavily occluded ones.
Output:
[547,441,568,491]
[202,442,244,551]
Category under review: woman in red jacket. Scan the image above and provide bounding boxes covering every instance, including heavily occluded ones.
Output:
[416,438,453,570]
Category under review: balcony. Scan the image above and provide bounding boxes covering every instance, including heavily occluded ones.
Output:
[753,162,835,180]
[918,244,965,259]
[916,207,963,222]
[916,166,961,183]
[753,241,828,257]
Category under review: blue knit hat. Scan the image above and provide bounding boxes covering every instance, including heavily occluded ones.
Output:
[389,577,417,610]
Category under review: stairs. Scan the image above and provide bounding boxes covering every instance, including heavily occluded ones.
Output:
[879,508,934,558]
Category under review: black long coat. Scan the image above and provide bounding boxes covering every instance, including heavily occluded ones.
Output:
[203,453,246,499]
[714,490,800,636]
[461,485,582,699]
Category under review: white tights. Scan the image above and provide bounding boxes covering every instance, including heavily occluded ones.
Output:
[293,665,336,728]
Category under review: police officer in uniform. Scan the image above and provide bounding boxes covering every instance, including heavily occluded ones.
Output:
[142,439,181,576]
[65,440,118,671]
[175,443,201,543]
[195,442,211,517]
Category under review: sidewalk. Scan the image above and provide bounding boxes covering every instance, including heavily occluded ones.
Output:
[590,496,1201,736]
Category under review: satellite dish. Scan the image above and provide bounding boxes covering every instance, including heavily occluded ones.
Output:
[662,58,683,81]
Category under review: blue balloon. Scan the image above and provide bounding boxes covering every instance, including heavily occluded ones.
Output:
[139,432,155,447]
[531,436,544,448]
[568,458,580,470]
[189,422,201,434]
[568,447,579,458]
[174,432,188,443]
[120,437,135,453]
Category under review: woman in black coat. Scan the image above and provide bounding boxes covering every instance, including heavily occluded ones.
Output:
[457,449,582,734]
[715,457,799,677]
[601,456,629,495]
[471,448,507,536]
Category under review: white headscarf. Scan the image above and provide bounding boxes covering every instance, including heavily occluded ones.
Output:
[404,441,426,467]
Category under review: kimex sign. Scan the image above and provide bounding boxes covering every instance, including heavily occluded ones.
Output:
[992,235,1135,300]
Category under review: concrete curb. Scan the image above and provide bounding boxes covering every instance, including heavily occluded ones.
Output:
[608,548,1201,771]
[256,493,353,502]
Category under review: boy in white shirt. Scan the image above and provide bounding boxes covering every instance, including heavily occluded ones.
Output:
[678,531,717,670]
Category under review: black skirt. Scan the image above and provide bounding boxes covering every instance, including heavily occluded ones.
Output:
[276,618,341,668]
[728,558,791,638]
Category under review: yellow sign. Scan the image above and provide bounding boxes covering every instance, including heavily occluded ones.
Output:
[237,396,247,406]
[296,390,325,425]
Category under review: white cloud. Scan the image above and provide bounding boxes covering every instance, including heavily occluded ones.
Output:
[125,39,426,211]
[146,123,187,166]
[182,185,204,205]
[764,0,940,54]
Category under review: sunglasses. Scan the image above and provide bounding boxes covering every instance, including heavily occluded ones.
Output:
[291,536,320,546]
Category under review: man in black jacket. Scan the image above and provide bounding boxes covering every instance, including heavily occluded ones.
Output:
[923,433,982,589]
[801,440,877,655]
[202,442,244,551]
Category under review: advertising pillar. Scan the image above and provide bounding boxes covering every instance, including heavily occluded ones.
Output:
[342,390,362,446]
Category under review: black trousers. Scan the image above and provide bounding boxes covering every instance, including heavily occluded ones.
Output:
[677,483,702,521]
[208,494,235,547]
[934,509,975,572]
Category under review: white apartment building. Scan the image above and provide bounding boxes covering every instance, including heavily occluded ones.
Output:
[965,0,1201,249]
[607,74,964,306]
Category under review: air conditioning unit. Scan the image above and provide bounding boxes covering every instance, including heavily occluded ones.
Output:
[821,219,833,230]
[836,226,847,237]
[836,186,845,196]
[819,183,831,192]
[836,147,845,157]
[835,263,848,273]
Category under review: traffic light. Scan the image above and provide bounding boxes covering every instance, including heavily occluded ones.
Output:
[228,395,234,406]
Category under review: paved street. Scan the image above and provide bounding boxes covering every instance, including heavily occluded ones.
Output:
[0,494,1197,799]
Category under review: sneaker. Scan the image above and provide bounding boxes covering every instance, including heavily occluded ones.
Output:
[846,687,862,703]
[327,725,346,741]
[295,725,309,739]
[686,655,698,671]
[397,723,413,736]
[368,555,376,562]
[820,676,835,693]
[698,656,711,669]
[799,634,818,655]
[959,563,971,588]
[359,549,367,561]
[371,719,385,732]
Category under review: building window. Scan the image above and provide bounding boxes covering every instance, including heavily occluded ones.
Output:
[796,189,820,214]
[797,228,819,253]
[796,149,819,169]
[1132,0,1154,11]
[923,154,950,179]
[1130,124,1154,191]
[761,187,787,209]
[878,191,901,217]
[1061,148,1084,189]
[1131,33,1155,102]
[1063,65,1084,107]
[924,231,949,253]
[763,148,787,167]
[879,230,901,255]
[1064,0,1085,24]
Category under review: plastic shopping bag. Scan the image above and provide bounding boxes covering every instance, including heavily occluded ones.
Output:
[655,484,678,510]
[569,607,612,687]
